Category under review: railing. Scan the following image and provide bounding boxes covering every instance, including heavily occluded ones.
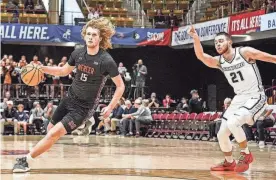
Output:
[1,84,116,101]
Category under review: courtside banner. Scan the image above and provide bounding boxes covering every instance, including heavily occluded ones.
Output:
[1,24,171,46]
[260,12,276,31]
[171,18,228,46]
[229,10,265,35]
[113,27,171,46]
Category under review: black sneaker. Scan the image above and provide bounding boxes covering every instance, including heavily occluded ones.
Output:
[13,157,31,173]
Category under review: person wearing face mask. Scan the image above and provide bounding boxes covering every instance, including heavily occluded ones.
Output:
[134,59,147,99]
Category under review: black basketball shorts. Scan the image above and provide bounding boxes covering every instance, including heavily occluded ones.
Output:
[51,96,90,132]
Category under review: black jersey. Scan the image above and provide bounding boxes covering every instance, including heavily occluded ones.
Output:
[67,47,119,107]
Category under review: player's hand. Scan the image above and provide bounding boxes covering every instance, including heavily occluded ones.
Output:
[100,106,113,119]
[187,25,198,38]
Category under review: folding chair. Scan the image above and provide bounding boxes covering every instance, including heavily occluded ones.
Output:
[184,113,197,139]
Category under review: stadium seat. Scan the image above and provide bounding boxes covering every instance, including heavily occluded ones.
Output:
[110,8,119,17]
[106,0,114,8]
[161,9,170,16]
[154,113,169,138]
[154,0,164,9]
[115,0,123,8]
[0,12,13,23]
[173,9,184,19]
[178,1,189,10]
[166,1,177,10]
[178,112,190,139]
[142,0,153,10]
[183,113,197,139]
[198,113,212,140]
[162,113,175,138]
[147,9,156,19]
[171,113,182,138]
[125,17,134,27]
[119,8,128,17]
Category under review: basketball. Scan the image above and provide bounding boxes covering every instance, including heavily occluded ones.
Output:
[21,64,44,86]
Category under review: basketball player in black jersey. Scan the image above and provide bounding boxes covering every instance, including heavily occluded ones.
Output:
[13,18,125,173]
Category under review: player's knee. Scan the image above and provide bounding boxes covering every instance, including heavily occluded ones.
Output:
[226,115,242,131]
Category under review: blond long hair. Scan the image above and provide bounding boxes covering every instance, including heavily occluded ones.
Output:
[81,17,115,50]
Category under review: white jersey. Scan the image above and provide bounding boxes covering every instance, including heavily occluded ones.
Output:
[219,47,264,95]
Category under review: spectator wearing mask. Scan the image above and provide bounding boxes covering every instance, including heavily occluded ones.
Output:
[163,94,175,108]
[0,101,18,135]
[148,92,160,108]
[107,102,124,135]
[243,108,275,148]
[24,0,34,13]
[0,91,12,110]
[134,59,147,99]
[209,98,232,142]
[15,104,29,135]
[31,102,44,133]
[127,99,153,137]
[120,100,138,136]
[189,89,203,113]
[43,101,57,133]
[88,7,99,19]
[176,97,189,112]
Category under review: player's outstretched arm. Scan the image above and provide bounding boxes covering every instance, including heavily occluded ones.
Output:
[188,26,220,69]
[241,47,276,64]
[41,63,74,77]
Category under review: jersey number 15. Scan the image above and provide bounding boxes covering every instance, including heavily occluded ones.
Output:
[80,73,88,82]
[230,71,244,83]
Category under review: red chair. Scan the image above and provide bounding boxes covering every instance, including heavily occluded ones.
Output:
[164,113,176,138]
[154,113,169,138]
[171,113,183,139]
[177,112,189,139]
[198,113,212,140]
[190,112,204,140]
[210,112,221,121]
[182,113,197,139]
[146,113,162,137]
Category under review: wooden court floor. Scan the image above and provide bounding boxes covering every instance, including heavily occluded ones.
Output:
[1,135,276,180]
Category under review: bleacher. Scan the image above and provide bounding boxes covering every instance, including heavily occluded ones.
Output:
[0,0,47,24]
[79,0,134,27]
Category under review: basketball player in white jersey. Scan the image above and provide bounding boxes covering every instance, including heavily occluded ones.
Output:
[188,26,276,173]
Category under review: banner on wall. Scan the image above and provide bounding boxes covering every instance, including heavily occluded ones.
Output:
[229,10,265,35]
[171,18,229,46]
[260,12,276,31]
[0,24,171,46]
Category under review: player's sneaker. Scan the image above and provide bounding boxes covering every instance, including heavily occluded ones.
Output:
[13,157,30,173]
[234,152,254,173]
[210,160,236,171]
[78,117,95,136]
[72,129,82,136]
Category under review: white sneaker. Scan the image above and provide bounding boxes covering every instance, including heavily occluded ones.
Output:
[259,141,265,149]
[231,138,236,142]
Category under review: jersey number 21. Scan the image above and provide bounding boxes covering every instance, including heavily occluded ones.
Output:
[230,71,244,83]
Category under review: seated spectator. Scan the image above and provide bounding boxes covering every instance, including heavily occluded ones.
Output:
[25,0,34,13]
[19,55,27,68]
[243,108,275,148]
[127,99,152,137]
[31,102,44,133]
[252,0,262,10]
[0,91,12,110]
[148,92,160,108]
[0,101,18,135]
[266,0,275,13]
[88,7,99,19]
[43,101,57,133]
[163,94,175,108]
[108,102,124,135]
[167,11,178,28]
[6,0,19,22]
[209,98,231,142]
[34,0,45,14]
[120,100,138,136]
[189,89,203,113]
[154,9,166,28]
[15,104,29,135]
[176,97,190,113]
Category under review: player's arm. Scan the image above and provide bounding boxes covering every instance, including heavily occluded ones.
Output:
[41,63,74,77]
[108,75,125,110]
[188,26,220,69]
[241,47,276,64]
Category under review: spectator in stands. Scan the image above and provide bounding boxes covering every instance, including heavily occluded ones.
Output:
[34,0,44,14]
[3,58,14,95]
[0,91,12,110]
[43,57,49,66]
[0,101,18,135]
[6,0,19,22]
[31,102,44,133]
[118,62,127,79]
[129,99,152,137]
[167,11,178,28]
[58,57,72,98]
[163,94,176,108]
[107,102,124,135]
[0,60,6,86]
[154,9,166,28]
[252,0,262,10]
[176,97,189,112]
[19,55,27,68]
[45,60,54,99]
[24,0,34,13]
[209,98,232,142]
[189,89,203,113]
[243,108,275,148]
[148,92,160,108]
[15,104,29,135]
[88,7,99,19]
[43,101,57,133]
[8,55,14,63]
[11,62,21,98]
[266,0,275,13]
[120,100,138,136]
[134,59,147,98]
[124,98,142,136]
[97,3,104,16]
[30,55,42,65]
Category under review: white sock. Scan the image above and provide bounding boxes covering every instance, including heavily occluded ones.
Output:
[241,147,250,154]
[26,153,34,162]
[225,156,234,163]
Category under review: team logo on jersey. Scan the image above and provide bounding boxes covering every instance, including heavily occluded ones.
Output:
[93,61,99,65]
